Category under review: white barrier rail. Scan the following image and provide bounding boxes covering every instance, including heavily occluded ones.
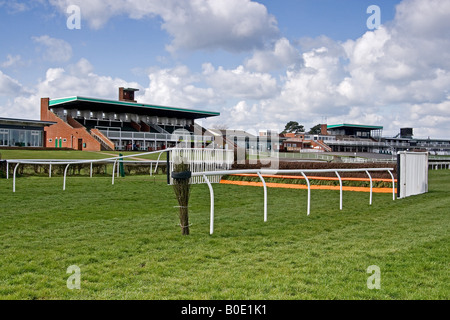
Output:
[191,168,396,235]
[429,162,450,170]
[6,148,178,192]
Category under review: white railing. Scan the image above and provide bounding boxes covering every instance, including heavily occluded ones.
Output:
[100,129,213,144]
[341,157,396,164]
[170,148,234,184]
[6,149,178,192]
[327,140,389,146]
[6,147,234,192]
[258,151,334,161]
[192,168,396,234]
[429,162,450,170]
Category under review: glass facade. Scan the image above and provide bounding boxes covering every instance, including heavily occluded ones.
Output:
[0,128,43,147]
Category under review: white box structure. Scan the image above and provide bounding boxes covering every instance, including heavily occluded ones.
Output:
[397,151,429,199]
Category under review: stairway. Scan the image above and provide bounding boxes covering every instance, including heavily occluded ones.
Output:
[314,140,332,152]
[90,128,115,151]
[148,122,170,134]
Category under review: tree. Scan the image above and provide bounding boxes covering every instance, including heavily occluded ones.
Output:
[308,124,322,134]
[281,121,304,134]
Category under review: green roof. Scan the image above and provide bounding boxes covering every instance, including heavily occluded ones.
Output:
[49,96,220,117]
[327,124,383,130]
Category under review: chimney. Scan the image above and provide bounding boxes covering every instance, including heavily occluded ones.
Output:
[119,87,139,103]
[40,97,50,120]
[320,124,328,135]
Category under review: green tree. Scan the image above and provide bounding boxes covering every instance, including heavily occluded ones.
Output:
[281,121,304,134]
[308,124,322,134]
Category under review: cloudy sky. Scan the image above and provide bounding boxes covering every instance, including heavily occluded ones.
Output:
[0,0,449,138]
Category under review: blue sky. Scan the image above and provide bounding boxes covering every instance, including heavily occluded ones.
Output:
[1,0,449,138]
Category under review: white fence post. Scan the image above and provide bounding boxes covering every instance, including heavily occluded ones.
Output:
[63,164,70,191]
[13,163,19,192]
[203,174,214,235]
[335,171,343,210]
[365,170,373,205]
[301,171,311,216]
[257,172,268,222]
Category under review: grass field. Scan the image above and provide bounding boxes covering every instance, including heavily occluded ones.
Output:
[0,168,448,300]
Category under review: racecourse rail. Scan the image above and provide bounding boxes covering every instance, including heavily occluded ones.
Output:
[5,148,178,192]
[192,168,396,234]
[3,149,396,235]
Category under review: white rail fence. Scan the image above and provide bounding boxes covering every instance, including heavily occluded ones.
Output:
[429,162,450,170]
[170,148,234,185]
[5,148,178,192]
[192,168,396,234]
[5,147,234,192]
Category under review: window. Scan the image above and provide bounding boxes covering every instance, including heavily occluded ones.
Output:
[0,129,8,146]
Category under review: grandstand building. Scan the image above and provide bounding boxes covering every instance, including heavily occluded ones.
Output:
[40,87,219,151]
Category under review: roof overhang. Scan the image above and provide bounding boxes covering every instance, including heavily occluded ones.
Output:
[327,124,383,130]
[0,117,56,128]
[49,96,220,120]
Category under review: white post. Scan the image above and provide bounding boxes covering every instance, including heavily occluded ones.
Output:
[301,171,311,216]
[13,163,19,192]
[335,171,343,210]
[6,161,9,179]
[154,151,165,174]
[63,164,70,191]
[257,172,268,222]
[366,170,373,205]
[387,169,396,201]
[112,160,117,185]
[203,174,214,235]
[90,162,93,178]
[49,163,52,178]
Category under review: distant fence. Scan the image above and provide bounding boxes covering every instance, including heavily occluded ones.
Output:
[429,161,450,170]
[397,151,428,199]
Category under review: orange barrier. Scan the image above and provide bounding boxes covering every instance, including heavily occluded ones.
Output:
[228,173,397,183]
[220,179,396,193]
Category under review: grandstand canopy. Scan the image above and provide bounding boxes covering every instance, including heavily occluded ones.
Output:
[327,124,383,138]
[49,96,220,120]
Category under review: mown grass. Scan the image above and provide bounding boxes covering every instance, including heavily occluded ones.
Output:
[0,170,448,300]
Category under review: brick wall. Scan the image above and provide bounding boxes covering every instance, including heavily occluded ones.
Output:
[40,98,102,151]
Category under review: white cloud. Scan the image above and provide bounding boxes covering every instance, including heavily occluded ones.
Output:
[1,54,24,68]
[245,38,302,72]
[139,65,221,108]
[0,70,25,96]
[48,0,279,52]
[32,35,73,63]
[203,63,279,100]
[0,58,139,119]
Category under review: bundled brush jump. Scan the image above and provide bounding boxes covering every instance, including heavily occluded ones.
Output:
[171,162,192,236]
